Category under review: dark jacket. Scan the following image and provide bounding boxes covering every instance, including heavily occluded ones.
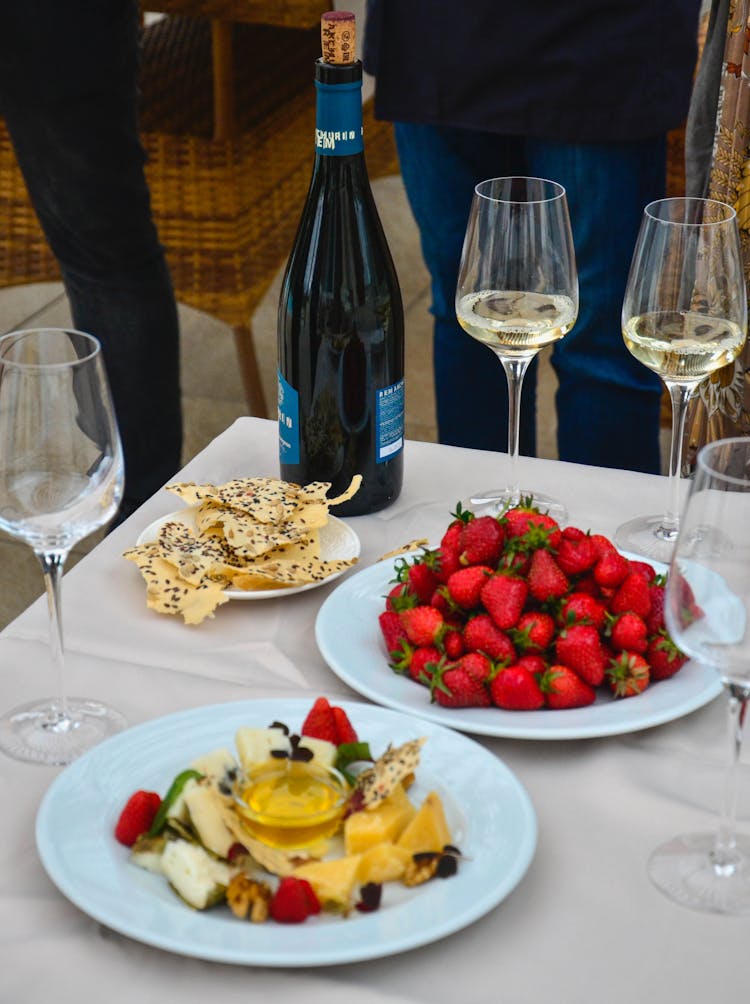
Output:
[363,0,701,143]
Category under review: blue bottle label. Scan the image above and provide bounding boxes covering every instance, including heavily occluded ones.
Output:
[376,378,404,462]
[278,369,300,464]
[315,79,364,156]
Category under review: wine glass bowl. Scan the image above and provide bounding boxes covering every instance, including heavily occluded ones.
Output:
[0,328,126,765]
[615,197,747,562]
[648,436,750,914]
[455,176,578,519]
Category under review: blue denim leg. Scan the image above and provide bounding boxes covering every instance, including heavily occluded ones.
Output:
[394,122,537,454]
[0,1,182,514]
[527,137,664,474]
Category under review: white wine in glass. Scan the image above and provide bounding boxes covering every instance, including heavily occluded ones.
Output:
[0,328,126,765]
[615,197,747,562]
[649,436,750,913]
[455,177,578,519]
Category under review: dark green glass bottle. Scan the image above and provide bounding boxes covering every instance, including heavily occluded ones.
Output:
[277,13,404,517]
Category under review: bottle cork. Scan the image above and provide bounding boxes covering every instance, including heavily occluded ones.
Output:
[321,10,356,65]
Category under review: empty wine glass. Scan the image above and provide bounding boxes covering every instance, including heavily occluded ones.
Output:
[0,328,126,765]
[648,436,750,913]
[615,197,747,562]
[455,177,578,520]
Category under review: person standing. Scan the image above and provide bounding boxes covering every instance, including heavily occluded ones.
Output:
[0,1,182,520]
[363,0,701,473]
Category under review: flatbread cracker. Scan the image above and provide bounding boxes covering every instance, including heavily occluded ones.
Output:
[153,520,242,585]
[123,545,230,624]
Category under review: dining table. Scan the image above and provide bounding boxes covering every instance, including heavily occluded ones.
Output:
[1,415,747,1003]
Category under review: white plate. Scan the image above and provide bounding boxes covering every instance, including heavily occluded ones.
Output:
[136,507,361,599]
[315,560,723,740]
[35,698,536,967]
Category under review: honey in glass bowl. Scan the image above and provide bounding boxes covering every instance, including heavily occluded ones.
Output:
[233,758,349,850]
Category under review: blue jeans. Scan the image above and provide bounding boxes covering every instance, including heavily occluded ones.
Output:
[0,1,182,517]
[394,123,664,474]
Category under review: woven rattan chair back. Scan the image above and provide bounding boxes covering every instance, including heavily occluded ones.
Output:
[0,10,400,418]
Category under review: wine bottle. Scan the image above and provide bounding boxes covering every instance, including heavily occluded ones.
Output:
[277,10,404,516]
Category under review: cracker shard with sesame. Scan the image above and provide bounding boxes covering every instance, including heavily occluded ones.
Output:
[123,545,230,624]
[353,738,426,809]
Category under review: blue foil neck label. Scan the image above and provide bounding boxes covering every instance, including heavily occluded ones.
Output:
[315,79,364,156]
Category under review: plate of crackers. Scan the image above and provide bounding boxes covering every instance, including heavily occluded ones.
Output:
[124,475,361,623]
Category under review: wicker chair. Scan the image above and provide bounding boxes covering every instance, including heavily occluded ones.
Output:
[0,3,400,418]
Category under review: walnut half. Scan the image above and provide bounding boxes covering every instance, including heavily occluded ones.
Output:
[226,873,272,922]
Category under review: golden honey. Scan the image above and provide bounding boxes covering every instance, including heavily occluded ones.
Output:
[234,759,348,850]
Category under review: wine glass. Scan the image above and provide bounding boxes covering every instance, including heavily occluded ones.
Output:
[615,197,747,562]
[648,436,750,913]
[0,328,126,765]
[455,176,578,520]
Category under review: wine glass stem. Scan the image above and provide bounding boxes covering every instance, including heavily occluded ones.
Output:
[714,683,750,872]
[499,355,533,502]
[662,380,696,534]
[37,549,69,722]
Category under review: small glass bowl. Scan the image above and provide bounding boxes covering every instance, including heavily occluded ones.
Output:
[233,758,349,850]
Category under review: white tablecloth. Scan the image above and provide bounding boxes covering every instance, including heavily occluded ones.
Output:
[1,417,746,1003]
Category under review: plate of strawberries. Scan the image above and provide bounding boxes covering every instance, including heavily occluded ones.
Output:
[315,503,722,740]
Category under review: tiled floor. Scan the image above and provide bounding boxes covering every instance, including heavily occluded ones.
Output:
[0,173,561,631]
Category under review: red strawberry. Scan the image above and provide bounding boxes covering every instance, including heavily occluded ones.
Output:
[455,651,494,683]
[270,876,321,923]
[463,614,516,663]
[593,550,630,588]
[480,573,528,630]
[629,560,657,582]
[378,610,409,655]
[527,549,570,602]
[559,592,607,630]
[408,646,443,684]
[114,790,162,847]
[332,706,358,744]
[385,581,414,611]
[459,514,505,566]
[429,587,452,615]
[542,665,596,709]
[673,573,704,628]
[399,605,445,647]
[645,578,666,634]
[555,622,607,686]
[590,533,617,558]
[556,526,597,576]
[405,560,440,605]
[490,665,545,710]
[607,651,650,698]
[503,503,562,548]
[301,696,338,743]
[610,571,652,619]
[609,611,648,654]
[433,666,491,708]
[446,565,492,609]
[516,653,547,675]
[436,506,472,582]
[511,610,555,652]
[571,573,600,597]
[647,631,688,681]
[443,626,465,659]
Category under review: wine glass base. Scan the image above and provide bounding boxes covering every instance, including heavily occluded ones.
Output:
[464,487,568,524]
[648,832,750,914]
[613,513,678,563]
[0,697,127,766]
